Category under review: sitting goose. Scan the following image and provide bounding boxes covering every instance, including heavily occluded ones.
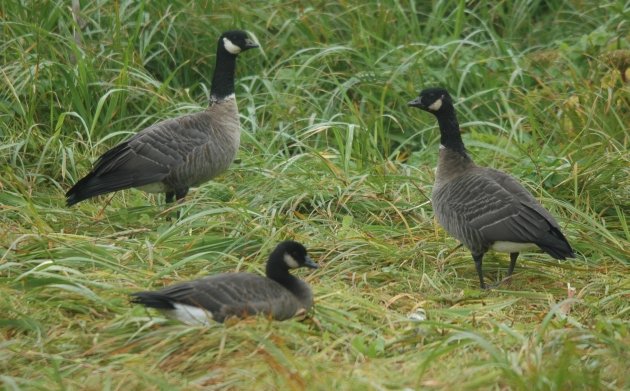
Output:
[408,87,575,289]
[66,30,258,206]
[130,241,318,325]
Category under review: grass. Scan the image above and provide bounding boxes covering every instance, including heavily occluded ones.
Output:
[1,0,629,389]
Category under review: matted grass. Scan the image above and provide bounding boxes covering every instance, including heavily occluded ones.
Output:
[1,0,629,390]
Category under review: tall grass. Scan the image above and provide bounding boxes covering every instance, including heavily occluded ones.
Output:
[1,0,629,390]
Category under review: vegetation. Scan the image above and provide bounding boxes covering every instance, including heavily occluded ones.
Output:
[1,0,629,389]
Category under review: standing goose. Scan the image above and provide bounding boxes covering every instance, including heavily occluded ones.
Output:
[408,87,575,289]
[66,30,258,206]
[130,241,318,325]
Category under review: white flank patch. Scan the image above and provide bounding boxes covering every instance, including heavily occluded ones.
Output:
[407,308,427,322]
[283,253,300,268]
[491,241,537,253]
[428,98,443,111]
[164,303,213,326]
[137,182,167,193]
[223,37,241,54]
[439,144,446,150]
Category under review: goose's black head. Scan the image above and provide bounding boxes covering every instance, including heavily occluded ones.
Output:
[408,87,453,115]
[219,30,259,55]
[268,240,318,271]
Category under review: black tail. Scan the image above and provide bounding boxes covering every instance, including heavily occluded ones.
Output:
[65,171,135,206]
[66,142,135,206]
[65,141,168,206]
[130,292,176,309]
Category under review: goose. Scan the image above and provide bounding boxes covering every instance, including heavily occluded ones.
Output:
[408,87,575,289]
[130,241,318,325]
[66,30,258,207]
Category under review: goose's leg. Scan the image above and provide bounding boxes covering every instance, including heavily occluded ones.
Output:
[490,252,520,289]
[507,252,519,277]
[472,253,486,289]
[163,191,180,220]
[175,187,189,202]
[172,188,189,219]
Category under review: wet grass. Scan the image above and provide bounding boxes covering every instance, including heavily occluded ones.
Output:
[1,0,629,390]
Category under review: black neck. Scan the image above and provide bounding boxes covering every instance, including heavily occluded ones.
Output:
[435,104,467,155]
[266,261,291,284]
[210,46,237,101]
[266,263,300,290]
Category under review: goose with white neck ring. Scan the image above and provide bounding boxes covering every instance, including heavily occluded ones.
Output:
[130,241,319,324]
[66,30,259,207]
[408,87,575,288]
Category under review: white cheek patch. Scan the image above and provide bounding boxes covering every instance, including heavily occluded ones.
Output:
[428,98,443,111]
[284,254,300,269]
[223,38,241,54]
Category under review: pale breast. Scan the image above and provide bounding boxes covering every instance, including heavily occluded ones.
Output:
[167,98,241,188]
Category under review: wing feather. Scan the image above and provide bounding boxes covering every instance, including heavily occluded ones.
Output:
[433,169,573,258]
[66,112,212,205]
